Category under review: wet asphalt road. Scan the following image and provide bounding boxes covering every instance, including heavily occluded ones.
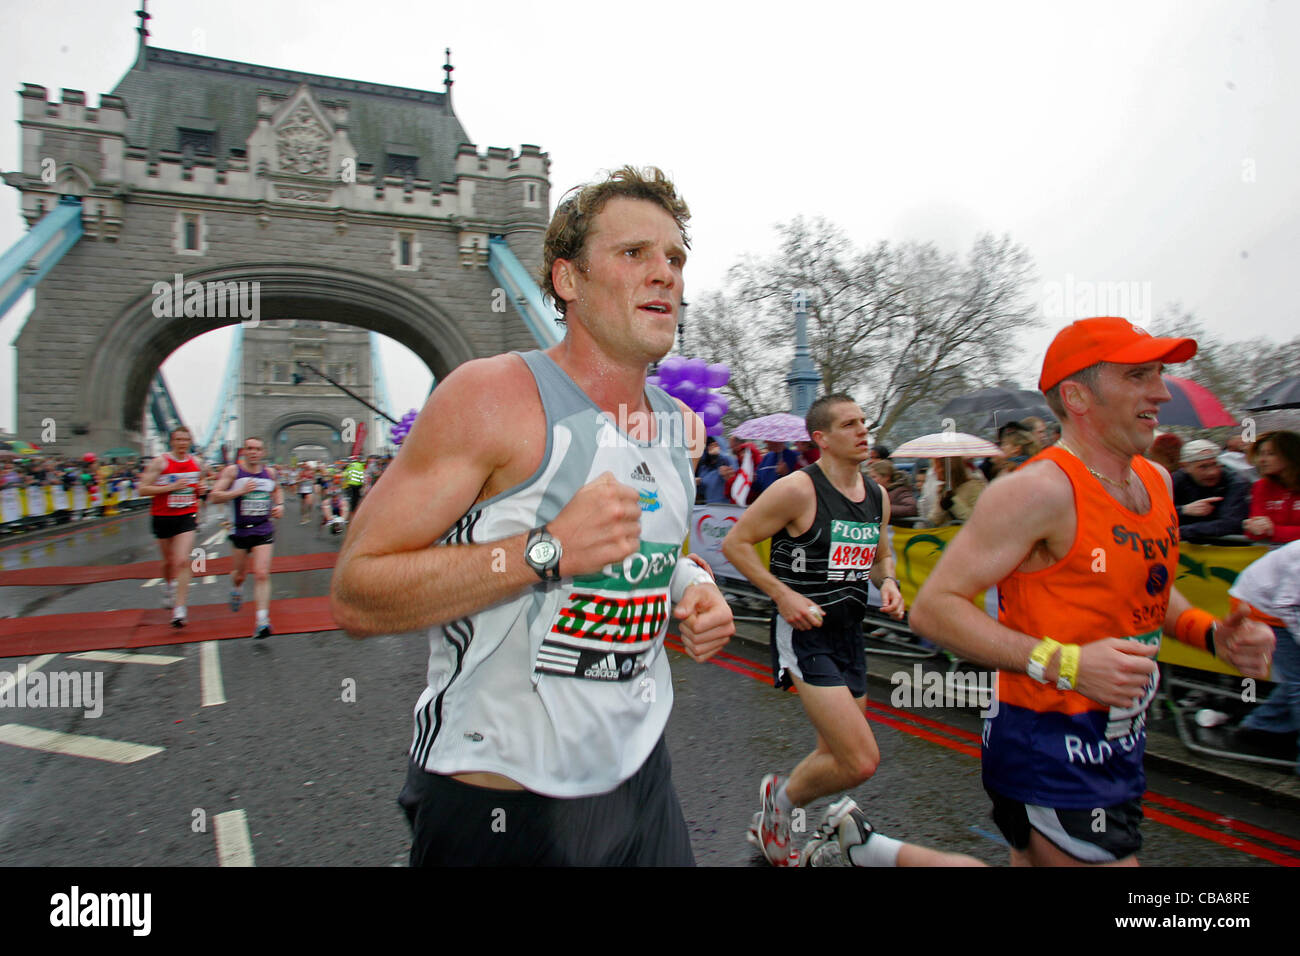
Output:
[0,505,1296,867]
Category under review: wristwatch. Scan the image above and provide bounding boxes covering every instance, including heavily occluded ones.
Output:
[524,525,563,582]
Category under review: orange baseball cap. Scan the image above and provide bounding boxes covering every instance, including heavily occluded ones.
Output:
[1039,317,1197,392]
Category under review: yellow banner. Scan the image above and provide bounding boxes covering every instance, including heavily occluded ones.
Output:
[890,527,1269,675]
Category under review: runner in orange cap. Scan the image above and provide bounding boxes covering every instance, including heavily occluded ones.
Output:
[911,317,1275,866]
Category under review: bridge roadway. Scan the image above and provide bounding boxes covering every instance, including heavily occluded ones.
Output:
[0,506,1296,867]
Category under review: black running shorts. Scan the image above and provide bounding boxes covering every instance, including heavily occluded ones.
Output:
[770,615,868,698]
[397,735,695,866]
[986,787,1144,863]
[229,532,274,550]
[152,513,197,539]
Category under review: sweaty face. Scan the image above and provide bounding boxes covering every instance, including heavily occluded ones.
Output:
[816,402,870,464]
[244,442,264,467]
[1083,362,1170,457]
[559,197,686,367]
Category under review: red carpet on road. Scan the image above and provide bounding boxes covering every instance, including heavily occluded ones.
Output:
[0,551,339,587]
[0,596,340,656]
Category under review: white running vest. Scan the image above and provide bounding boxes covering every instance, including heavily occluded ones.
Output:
[409,351,695,797]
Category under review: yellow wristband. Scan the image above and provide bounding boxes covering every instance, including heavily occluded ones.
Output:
[1027,637,1060,684]
[1056,643,1081,691]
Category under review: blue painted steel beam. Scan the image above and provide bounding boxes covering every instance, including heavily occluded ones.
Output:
[0,197,84,319]
[199,326,242,453]
[487,236,563,349]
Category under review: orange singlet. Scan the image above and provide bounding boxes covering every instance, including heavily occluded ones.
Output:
[984,446,1178,809]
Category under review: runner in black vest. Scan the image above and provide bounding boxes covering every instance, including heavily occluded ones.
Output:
[210,437,282,639]
[724,394,982,867]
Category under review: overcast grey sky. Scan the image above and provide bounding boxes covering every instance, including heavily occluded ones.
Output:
[1,0,1297,437]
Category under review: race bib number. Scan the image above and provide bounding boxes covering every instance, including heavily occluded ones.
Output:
[166,489,196,510]
[552,591,669,647]
[536,541,678,680]
[1104,629,1162,740]
[828,519,878,580]
[243,491,271,516]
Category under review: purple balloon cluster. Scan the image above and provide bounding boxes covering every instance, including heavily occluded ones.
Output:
[389,409,419,446]
[647,357,731,432]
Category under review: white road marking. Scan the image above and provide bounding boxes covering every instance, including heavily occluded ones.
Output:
[203,531,224,547]
[214,809,255,867]
[70,650,183,666]
[200,641,225,707]
[142,577,162,588]
[0,724,163,763]
[0,655,56,698]
[203,575,217,584]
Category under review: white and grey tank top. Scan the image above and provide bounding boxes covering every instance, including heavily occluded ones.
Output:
[409,351,695,797]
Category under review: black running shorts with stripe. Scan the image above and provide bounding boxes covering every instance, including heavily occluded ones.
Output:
[987,787,1144,862]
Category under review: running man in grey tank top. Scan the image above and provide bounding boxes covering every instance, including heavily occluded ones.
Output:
[331,167,735,866]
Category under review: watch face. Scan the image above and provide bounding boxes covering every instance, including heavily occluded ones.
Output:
[528,540,558,566]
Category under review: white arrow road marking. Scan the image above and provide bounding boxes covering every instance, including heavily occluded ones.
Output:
[214,809,255,866]
[70,651,183,666]
[0,724,163,763]
[200,641,225,707]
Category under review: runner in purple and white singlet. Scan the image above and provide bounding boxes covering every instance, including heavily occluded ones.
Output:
[210,437,283,639]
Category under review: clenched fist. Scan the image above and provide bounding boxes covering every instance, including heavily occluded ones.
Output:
[1074,638,1160,709]
[1214,606,1276,679]
[674,583,734,662]
[549,472,643,578]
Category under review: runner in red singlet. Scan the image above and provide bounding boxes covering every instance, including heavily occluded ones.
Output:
[137,426,204,627]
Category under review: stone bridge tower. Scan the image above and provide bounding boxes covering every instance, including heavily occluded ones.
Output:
[4,28,550,454]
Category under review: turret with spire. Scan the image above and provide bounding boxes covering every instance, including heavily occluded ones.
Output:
[134,1,151,71]
[443,48,454,108]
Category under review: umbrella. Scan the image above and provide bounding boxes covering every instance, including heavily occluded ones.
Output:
[1245,375,1300,412]
[980,404,1056,430]
[1160,376,1236,428]
[940,386,1048,418]
[891,432,1001,459]
[730,413,809,443]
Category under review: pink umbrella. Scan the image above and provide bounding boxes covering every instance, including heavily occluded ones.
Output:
[730,413,809,443]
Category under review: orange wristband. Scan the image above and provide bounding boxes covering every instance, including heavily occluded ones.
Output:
[1175,608,1216,653]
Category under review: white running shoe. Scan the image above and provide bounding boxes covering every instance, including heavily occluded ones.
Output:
[800,797,875,867]
[749,773,798,866]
